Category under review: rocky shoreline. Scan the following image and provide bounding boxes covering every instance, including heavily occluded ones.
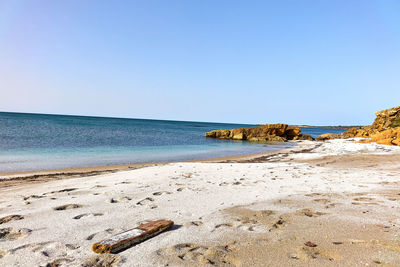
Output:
[206,105,400,146]
[319,105,400,146]
[205,124,314,142]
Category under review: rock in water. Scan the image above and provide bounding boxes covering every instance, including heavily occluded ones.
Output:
[205,124,313,142]
[293,134,315,141]
[316,133,342,141]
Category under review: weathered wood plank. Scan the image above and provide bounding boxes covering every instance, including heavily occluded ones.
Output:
[92,220,174,254]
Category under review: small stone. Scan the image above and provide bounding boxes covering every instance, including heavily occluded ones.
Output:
[304,241,317,247]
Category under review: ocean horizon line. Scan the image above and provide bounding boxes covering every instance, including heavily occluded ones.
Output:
[0,110,263,126]
[0,110,360,128]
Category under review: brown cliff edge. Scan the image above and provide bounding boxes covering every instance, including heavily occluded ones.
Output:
[317,105,400,146]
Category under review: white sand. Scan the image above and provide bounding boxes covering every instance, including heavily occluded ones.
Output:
[1,139,400,266]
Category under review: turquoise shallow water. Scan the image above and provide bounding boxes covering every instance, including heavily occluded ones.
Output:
[0,112,344,173]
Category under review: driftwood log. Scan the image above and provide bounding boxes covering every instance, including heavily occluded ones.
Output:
[92,220,174,254]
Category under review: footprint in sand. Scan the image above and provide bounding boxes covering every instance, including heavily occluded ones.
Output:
[325,203,340,209]
[0,215,24,225]
[351,202,378,206]
[353,197,375,201]
[82,254,122,267]
[73,213,104,220]
[295,209,327,217]
[294,245,340,261]
[136,197,154,206]
[156,242,238,266]
[184,221,203,227]
[65,244,80,250]
[212,223,234,232]
[0,227,32,241]
[312,198,331,204]
[249,210,274,219]
[9,242,78,265]
[182,173,193,179]
[235,216,257,225]
[92,185,107,188]
[40,258,74,267]
[8,241,56,254]
[53,204,83,211]
[86,233,97,241]
[237,224,256,232]
[109,196,132,203]
[153,191,172,196]
[23,195,45,201]
[86,228,117,241]
[46,188,78,195]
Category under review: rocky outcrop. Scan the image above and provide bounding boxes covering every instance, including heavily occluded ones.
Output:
[342,127,368,138]
[372,106,400,130]
[205,124,314,142]
[343,106,400,139]
[293,134,315,141]
[370,127,400,146]
[317,106,400,146]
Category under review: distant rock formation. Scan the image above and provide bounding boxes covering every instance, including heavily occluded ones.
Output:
[205,124,314,142]
[316,133,342,141]
[317,106,400,146]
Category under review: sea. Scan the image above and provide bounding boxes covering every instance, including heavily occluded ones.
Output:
[0,112,345,173]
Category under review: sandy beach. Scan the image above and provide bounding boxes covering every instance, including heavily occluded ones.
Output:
[1,139,400,267]
[3,1,399,266]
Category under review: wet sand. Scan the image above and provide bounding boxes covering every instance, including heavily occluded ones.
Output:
[0,145,295,188]
[1,139,400,266]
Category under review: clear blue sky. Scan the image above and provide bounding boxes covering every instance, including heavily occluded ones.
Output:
[1,1,399,125]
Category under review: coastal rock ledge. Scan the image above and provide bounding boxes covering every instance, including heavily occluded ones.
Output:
[316,105,400,146]
[205,124,314,142]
